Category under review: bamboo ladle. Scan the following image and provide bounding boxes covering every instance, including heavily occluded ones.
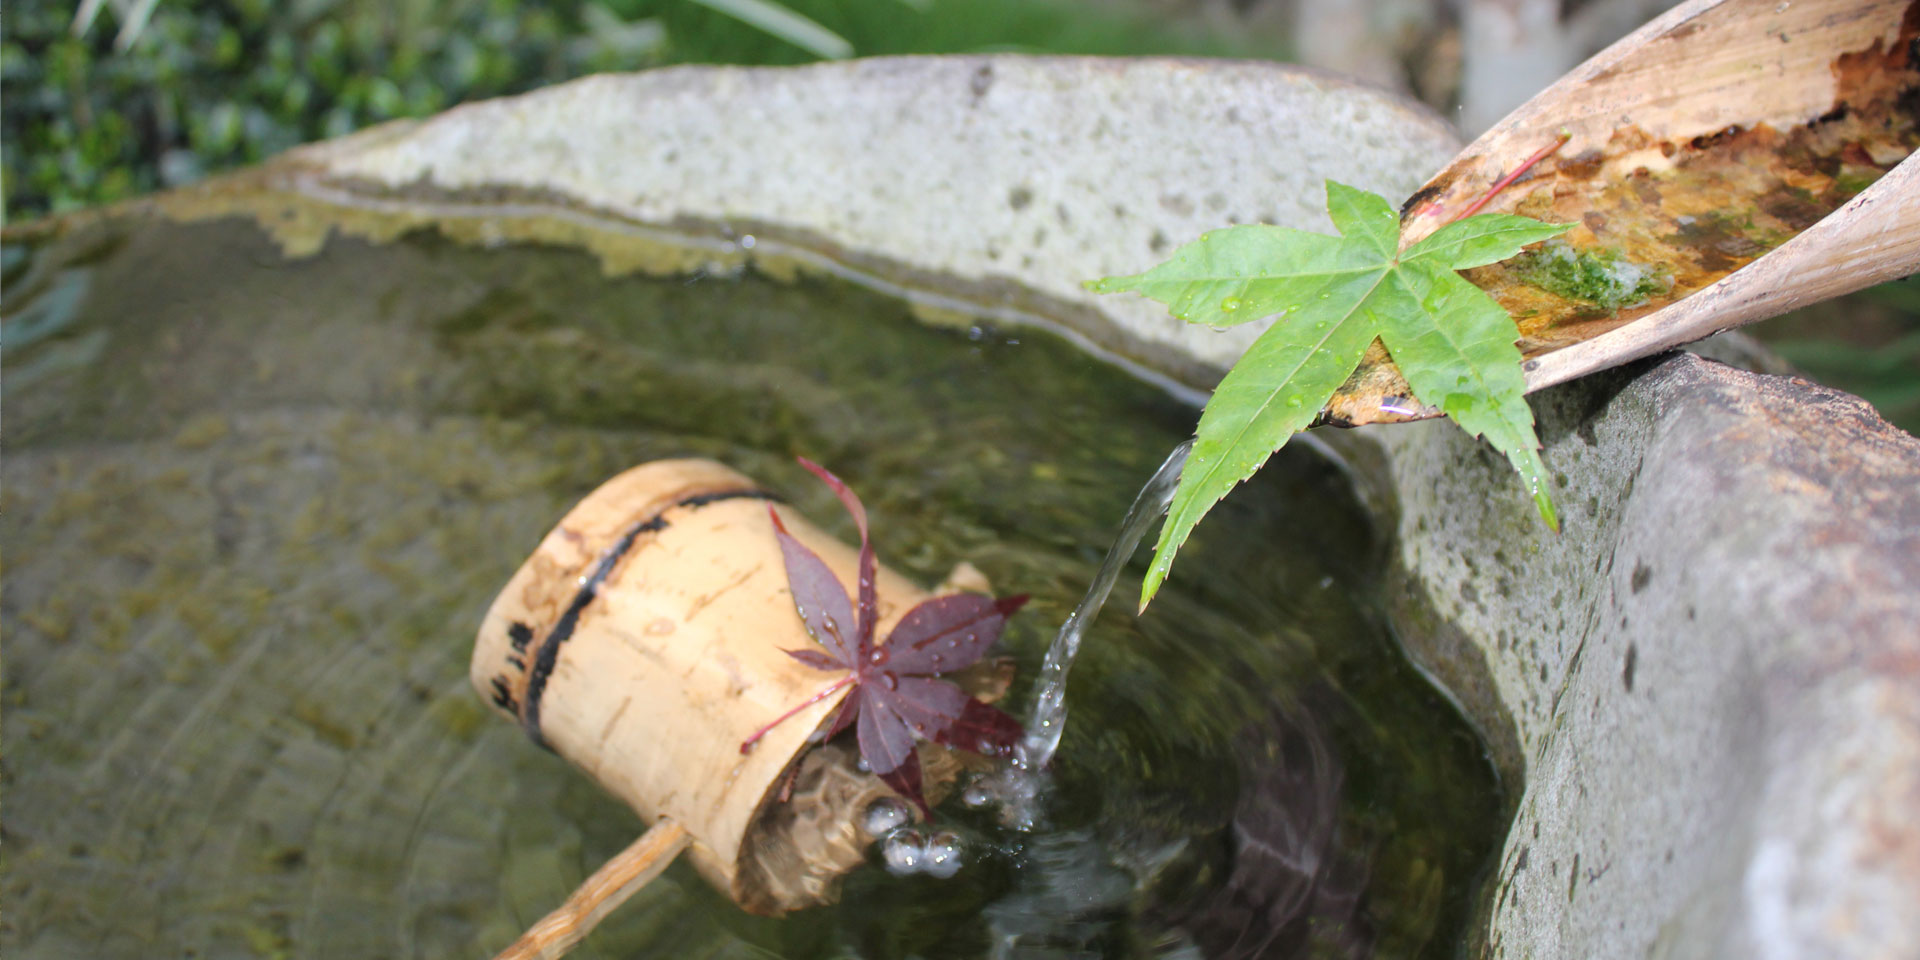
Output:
[1327,0,1920,426]
[474,460,1000,959]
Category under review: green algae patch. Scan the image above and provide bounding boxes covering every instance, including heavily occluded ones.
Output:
[1516,239,1671,312]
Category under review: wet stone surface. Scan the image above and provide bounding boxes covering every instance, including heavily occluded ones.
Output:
[1376,353,1920,960]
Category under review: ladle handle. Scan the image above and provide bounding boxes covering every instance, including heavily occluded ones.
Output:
[491,819,692,960]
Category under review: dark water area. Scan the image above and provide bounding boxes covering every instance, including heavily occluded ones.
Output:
[2,214,1502,959]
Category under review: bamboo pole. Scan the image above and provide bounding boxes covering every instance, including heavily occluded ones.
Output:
[1323,0,1920,426]
[492,819,692,960]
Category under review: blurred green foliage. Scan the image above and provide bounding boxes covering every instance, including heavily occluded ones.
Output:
[2,0,1282,220]
[1760,278,1920,433]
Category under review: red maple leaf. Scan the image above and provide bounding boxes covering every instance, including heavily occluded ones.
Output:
[739,457,1027,818]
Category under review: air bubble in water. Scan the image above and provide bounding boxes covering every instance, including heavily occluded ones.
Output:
[863,797,911,837]
[923,830,963,879]
[962,779,997,809]
[882,829,926,875]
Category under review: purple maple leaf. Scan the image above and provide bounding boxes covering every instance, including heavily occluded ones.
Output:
[739,457,1027,818]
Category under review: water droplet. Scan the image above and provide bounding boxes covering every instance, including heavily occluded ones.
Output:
[923,830,963,879]
[869,647,889,665]
[863,798,911,837]
[1285,395,1302,408]
[1315,321,1327,330]
[882,829,926,875]
[880,672,898,690]
[962,779,997,809]
[1221,297,1244,312]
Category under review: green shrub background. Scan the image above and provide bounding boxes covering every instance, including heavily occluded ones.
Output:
[2,0,1280,218]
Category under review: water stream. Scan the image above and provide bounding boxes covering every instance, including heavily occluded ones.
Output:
[987,439,1192,832]
[1020,439,1194,773]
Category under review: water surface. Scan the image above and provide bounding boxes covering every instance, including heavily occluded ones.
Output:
[2,214,1502,959]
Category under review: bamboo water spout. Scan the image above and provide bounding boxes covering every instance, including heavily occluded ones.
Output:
[1328,0,1920,426]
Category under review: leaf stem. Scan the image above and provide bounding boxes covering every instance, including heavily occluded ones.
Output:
[739,674,853,754]
[1450,132,1571,223]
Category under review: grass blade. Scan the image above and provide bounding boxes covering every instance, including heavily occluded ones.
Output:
[682,0,854,59]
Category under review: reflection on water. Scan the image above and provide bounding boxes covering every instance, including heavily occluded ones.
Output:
[1,214,1502,959]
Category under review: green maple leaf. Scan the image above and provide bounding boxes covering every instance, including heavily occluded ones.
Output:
[1088,181,1573,610]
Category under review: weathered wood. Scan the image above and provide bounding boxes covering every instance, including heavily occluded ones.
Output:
[1328,0,1920,425]
[1521,148,1919,393]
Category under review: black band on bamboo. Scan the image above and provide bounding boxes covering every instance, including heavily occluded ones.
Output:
[518,488,781,747]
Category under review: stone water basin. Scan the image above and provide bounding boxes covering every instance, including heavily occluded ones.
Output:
[7,55,1919,960]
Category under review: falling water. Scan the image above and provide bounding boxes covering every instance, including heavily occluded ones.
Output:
[1020,439,1193,768]
[990,440,1191,829]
